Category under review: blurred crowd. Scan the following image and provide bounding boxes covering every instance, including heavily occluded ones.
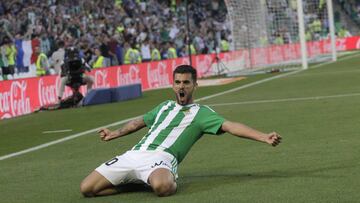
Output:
[1,0,357,80]
[264,0,352,47]
[0,0,231,80]
[337,0,360,27]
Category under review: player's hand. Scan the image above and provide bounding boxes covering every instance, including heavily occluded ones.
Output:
[97,128,114,141]
[265,132,282,147]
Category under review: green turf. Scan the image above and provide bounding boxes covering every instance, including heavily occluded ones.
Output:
[1,53,360,202]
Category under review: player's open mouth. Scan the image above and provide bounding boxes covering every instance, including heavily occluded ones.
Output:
[179,92,185,97]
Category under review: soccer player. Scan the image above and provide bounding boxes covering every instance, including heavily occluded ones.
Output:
[80,65,282,197]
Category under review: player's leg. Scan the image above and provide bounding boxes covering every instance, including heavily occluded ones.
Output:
[80,170,118,197]
[82,75,94,92]
[81,153,135,197]
[148,168,177,197]
[58,76,68,101]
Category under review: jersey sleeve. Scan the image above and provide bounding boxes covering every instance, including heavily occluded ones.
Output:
[200,106,225,135]
[143,101,169,128]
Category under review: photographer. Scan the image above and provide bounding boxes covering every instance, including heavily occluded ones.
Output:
[57,46,94,106]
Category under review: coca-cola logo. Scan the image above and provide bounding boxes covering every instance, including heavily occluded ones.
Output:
[229,50,246,71]
[171,60,179,73]
[336,38,346,51]
[309,41,322,57]
[223,52,232,62]
[180,57,190,67]
[252,48,266,66]
[38,78,58,106]
[195,55,212,77]
[147,62,170,88]
[323,39,332,53]
[243,50,251,69]
[282,45,298,61]
[94,70,110,88]
[356,38,360,49]
[117,65,141,86]
[0,81,31,119]
[270,46,283,64]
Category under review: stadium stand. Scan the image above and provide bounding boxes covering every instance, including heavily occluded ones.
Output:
[0,0,358,81]
[263,0,352,44]
[0,0,230,80]
[335,0,360,34]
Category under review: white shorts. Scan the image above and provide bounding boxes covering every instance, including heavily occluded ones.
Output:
[95,150,178,186]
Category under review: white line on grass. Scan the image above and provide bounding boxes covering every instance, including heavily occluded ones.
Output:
[0,116,141,161]
[196,52,360,102]
[1,52,360,161]
[207,92,360,107]
[42,129,73,134]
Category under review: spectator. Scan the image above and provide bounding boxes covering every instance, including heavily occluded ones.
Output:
[114,35,124,65]
[338,27,352,38]
[273,32,284,45]
[166,41,177,59]
[81,42,94,64]
[31,34,41,65]
[108,36,120,66]
[150,41,161,61]
[140,38,151,62]
[98,35,111,67]
[220,38,230,52]
[132,43,142,64]
[34,46,49,76]
[123,42,133,65]
[50,40,65,75]
[184,37,196,56]
[90,47,106,69]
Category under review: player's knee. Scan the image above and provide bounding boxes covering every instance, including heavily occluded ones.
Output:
[152,181,177,197]
[80,181,96,197]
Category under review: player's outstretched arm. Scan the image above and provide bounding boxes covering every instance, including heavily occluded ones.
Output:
[221,121,282,147]
[98,116,146,141]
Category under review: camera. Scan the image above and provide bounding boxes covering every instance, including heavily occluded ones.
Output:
[62,46,86,89]
[54,46,94,109]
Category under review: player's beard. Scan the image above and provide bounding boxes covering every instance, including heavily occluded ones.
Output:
[176,90,193,106]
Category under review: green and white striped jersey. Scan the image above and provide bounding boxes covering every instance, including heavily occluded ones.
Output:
[132,100,225,163]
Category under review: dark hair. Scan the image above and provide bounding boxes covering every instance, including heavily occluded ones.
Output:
[66,46,80,59]
[57,40,65,48]
[2,36,10,44]
[173,65,197,82]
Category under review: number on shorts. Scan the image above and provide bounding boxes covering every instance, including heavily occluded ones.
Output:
[105,157,118,166]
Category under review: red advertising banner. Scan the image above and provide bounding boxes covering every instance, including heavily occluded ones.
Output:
[2,36,360,119]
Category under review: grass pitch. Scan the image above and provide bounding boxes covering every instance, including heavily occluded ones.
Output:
[1,53,360,203]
